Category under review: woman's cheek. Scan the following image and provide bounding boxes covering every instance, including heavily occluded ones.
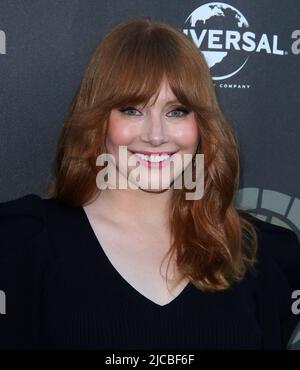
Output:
[172,122,199,148]
[107,119,136,146]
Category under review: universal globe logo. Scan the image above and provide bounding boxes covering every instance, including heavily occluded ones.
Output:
[183,2,285,82]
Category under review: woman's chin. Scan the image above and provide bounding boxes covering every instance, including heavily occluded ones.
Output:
[129,178,173,192]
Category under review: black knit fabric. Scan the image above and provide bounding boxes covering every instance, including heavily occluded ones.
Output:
[0,194,300,350]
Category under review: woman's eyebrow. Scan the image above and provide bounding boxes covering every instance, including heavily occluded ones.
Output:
[164,99,181,105]
[140,99,181,108]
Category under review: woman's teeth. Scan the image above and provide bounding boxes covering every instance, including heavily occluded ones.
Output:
[133,153,172,162]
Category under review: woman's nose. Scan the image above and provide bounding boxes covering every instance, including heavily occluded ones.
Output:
[141,114,169,146]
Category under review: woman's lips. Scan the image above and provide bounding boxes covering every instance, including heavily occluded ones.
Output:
[130,150,177,155]
[127,150,178,169]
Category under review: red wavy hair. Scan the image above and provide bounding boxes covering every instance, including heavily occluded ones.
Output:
[43,16,257,292]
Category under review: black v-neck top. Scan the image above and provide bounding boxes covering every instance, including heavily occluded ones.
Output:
[0,193,300,350]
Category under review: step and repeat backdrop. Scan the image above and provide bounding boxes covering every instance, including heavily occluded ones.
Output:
[0,0,299,347]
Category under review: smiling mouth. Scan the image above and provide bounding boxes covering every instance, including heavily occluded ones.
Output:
[128,150,178,168]
[130,150,178,156]
[129,150,177,161]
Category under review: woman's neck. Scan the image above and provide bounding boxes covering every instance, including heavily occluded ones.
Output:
[85,187,173,230]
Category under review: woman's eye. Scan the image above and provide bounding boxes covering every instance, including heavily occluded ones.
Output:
[118,106,190,117]
[167,107,190,118]
[119,107,141,116]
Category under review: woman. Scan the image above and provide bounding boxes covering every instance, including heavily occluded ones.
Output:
[0,16,300,350]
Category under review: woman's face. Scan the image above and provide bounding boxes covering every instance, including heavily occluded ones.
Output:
[105,78,200,192]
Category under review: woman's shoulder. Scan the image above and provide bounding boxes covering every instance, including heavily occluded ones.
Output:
[0,193,61,349]
[0,193,45,217]
[240,212,300,349]
[0,193,49,258]
[241,212,300,291]
[0,192,84,261]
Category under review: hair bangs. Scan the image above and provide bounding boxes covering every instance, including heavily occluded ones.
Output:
[101,33,179,110]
